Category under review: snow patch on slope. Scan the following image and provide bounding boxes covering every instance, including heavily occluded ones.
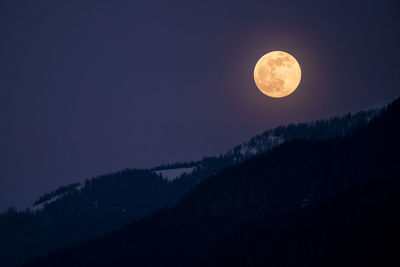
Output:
[154,167,195,182]
[31,195,61,212]
[234,134,285,158]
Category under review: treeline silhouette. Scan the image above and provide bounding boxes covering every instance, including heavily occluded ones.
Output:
[0,165,229,267]
[21,98,400,267]
[0,108,379,267]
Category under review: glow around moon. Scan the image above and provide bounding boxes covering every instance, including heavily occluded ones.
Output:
[254,51,301,98]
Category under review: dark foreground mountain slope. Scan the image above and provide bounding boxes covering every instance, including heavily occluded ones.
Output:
[199,179,400,267]
[23,98,400,267]
[0,167,225,267]
[0,109,376,267]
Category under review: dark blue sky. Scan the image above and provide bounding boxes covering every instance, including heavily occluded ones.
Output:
[1,0,399,210]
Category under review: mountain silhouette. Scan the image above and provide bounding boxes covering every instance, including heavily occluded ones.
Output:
[21,98,400,267]
[0,107,377,267]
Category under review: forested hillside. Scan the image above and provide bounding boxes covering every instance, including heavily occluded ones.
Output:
[22,99,400,267]
[0,108,379,267]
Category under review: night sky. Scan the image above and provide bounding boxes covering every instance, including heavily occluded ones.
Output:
[1,0,399,211]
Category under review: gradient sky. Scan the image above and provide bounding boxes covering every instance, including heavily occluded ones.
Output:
[1,0,399,211]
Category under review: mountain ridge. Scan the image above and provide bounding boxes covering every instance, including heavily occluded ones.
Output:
[0,105,383,267]
[21,97,400,267]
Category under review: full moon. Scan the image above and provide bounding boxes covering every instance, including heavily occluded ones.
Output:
[254,51,301,98]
